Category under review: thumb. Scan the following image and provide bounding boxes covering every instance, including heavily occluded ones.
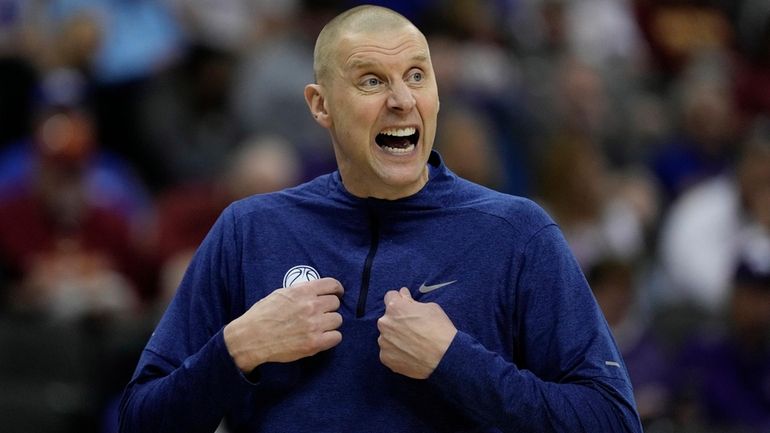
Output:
[384,289,402,306]
[399,287,413,300]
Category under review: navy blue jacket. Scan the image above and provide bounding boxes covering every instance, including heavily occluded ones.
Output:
[120,152,642,432]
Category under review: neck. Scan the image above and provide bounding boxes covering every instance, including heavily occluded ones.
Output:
[341,167,429,200]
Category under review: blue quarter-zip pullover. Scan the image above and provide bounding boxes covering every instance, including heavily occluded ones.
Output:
[120,151,642,432]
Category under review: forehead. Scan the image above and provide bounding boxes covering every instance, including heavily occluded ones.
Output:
[337,27,430,72]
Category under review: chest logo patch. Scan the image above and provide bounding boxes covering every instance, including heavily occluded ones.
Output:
[283,265,320,288]
[418,280,457,294]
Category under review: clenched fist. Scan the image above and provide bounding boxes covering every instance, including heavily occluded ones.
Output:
[224,277,344,372]
[377,287,457,379]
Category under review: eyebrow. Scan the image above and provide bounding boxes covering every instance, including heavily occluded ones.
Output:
[346,53,429,71]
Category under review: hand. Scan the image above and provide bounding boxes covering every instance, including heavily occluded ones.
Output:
[224,277,344,372]
[377,287,457,379]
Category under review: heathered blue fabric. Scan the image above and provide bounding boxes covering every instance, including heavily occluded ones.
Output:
[120,152,643,432]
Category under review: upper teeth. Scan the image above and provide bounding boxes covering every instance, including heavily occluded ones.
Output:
[381,127,416,137]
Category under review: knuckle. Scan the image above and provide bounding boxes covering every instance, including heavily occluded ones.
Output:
[379,350,389,365]
[297,283,314,295]
[300,299,318,315]
[297,304,312,318]
[321,277,343,290]
[330,330,342,345]
[332,312,343,327]
[308,297,323,312]
[307,318,321,333]
[297,314,314,330]
[376,316,388,332]
[304,335,322,353]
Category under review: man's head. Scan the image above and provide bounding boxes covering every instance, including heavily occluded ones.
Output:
[32,107,95,228]
[304,5,439,200]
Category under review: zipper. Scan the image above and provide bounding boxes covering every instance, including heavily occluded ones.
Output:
[356,212,380,318]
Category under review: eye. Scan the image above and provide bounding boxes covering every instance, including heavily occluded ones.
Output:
[408,70,424,83]
[360,76,382,88]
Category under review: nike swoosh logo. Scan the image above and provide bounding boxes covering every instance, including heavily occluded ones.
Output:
[418,280,457,294]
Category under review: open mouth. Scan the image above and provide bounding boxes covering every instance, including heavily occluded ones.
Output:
[375,127,419,154]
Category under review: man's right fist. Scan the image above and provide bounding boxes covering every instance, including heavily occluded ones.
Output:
[224,277,344,372]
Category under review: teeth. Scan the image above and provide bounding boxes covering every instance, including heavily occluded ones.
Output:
[380,127,416,137]
[382,144,415,154]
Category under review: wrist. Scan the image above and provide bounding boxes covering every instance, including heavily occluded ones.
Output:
[224,318,263,372]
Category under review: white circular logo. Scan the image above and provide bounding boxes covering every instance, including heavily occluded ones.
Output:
[283,265,320,288]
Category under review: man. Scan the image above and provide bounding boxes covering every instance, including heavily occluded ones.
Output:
[120,5,642,432]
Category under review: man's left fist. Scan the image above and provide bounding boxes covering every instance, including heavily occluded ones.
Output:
[377,287,457,379]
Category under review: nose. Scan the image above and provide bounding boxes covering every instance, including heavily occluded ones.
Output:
[387,81,416,113]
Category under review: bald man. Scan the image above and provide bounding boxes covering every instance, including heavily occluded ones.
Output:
[120,6,642,433]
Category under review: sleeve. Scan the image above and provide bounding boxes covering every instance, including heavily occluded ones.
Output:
[427,224,643,432]
[119,205,255,433]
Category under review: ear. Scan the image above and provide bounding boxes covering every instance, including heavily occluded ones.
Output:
[304,84,331,128]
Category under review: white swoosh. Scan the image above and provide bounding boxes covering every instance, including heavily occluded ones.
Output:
[418,280,457,293]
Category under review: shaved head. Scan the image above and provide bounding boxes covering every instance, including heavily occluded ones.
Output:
[303,4,439,200]
[313,5,418,85]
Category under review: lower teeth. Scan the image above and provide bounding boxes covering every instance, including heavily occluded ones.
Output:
[382,144,415,154]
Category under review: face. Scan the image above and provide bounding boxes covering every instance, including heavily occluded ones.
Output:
[306,25,439,199]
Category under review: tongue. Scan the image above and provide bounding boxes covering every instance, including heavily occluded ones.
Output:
[378,135,411,149]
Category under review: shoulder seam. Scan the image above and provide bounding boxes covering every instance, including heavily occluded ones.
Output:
[460,201,557,248]
[522,222,559,252]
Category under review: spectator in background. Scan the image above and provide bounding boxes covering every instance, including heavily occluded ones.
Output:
[140,44,243,188]
[45,0,185,191]
[46,0,183,86]
[550,58,622,153]
[633,0,734,78]
[0,6,154,220]
[658,118,770,313]
[556,0,650,167]
[650,53,739,203]
[166,0,302,54]
[434,106,504,191]
[536,133,658,270]
[0,71,152,226]
[0,104,144,319]
[675,239,770,433]
[423,2,533,195]
[152,134,301,306]
[564,0,643,73]
[0,0,92,151]
[231,1,336,179]
[525,54,637,169]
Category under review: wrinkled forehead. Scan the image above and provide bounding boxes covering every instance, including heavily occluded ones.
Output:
[335,26,431,71]
[314,13,431,84]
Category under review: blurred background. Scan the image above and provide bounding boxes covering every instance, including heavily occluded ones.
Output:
[0,0,769,432]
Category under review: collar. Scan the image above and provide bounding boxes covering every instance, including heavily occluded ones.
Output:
[325,151,456,212]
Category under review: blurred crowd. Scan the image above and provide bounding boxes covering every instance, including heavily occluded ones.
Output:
[0,0,769,432]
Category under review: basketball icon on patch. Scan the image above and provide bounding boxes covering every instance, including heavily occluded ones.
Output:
[283,265,320,288]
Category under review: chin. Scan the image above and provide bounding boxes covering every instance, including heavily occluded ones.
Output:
[378,165,427,191]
